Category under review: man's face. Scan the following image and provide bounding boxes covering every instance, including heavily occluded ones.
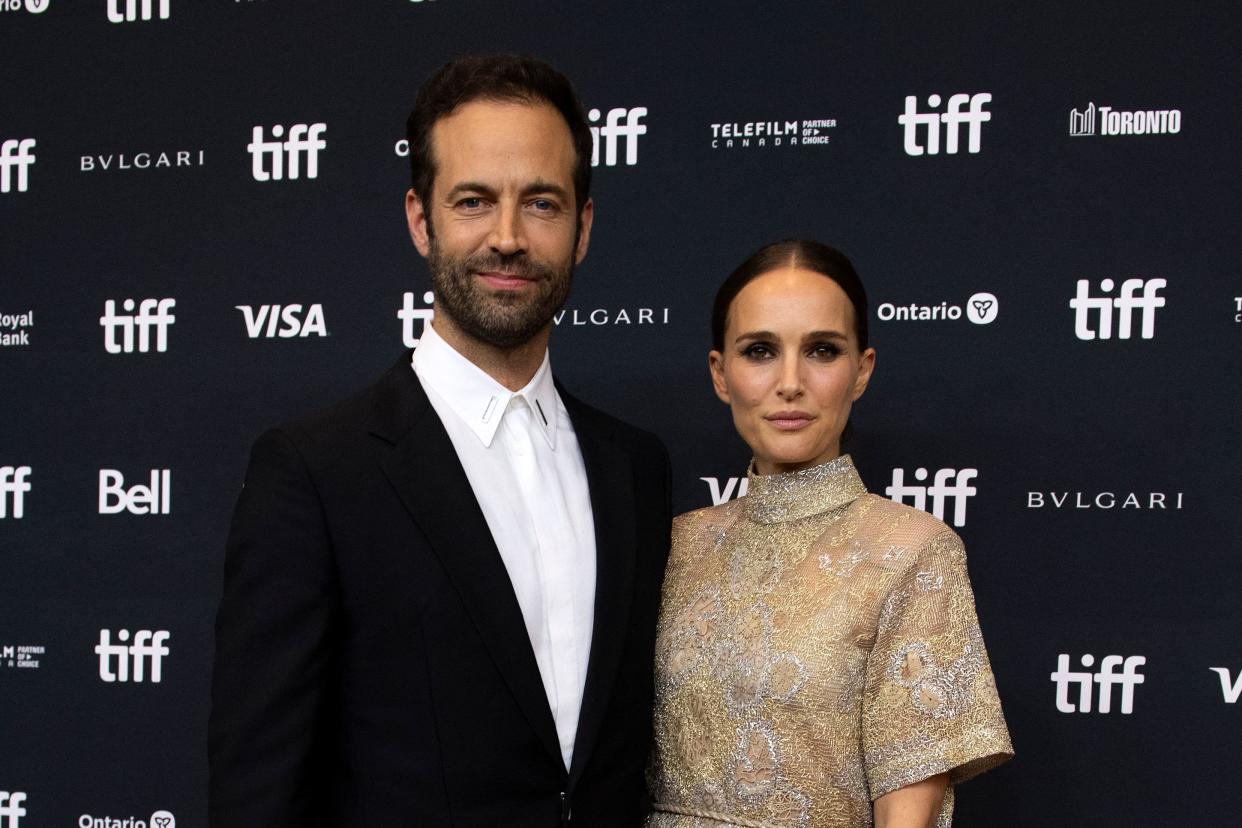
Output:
[405,100,593,350]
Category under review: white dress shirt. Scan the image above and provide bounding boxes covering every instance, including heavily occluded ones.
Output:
[411,322,597,770]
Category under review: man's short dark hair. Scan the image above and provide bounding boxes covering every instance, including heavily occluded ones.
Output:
[406,54,593,215]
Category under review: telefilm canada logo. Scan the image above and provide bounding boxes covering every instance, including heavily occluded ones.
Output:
[95,629,170,684]
[236,303,328,338]
[249,123,327,181]
[1051,654,1145,714]
[876,292,999,325]
[394,105,645,168]
[1070,278,1165,340]
[885,467,977,527]
[0,138,36,193]
[899,93,992,156]
[1233,296,1241,324]
[709,116,837,150]
[0,466,32,519]
[79,810,176,828]
[1,643,44,670]
[1069,102,1182,137]
[1,311,33,347]
[0,0,50,14]
[0,792,27,827]
[101,299,176,354]
[107,0,168,22]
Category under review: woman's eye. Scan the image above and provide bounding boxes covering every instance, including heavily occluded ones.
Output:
[809,343,842,359]
[742,343,774,359]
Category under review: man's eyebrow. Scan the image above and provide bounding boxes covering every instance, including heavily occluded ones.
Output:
[520,180,571,200]
[442,181,497,200]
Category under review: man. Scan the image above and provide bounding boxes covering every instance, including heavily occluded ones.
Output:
[208,55,671,827]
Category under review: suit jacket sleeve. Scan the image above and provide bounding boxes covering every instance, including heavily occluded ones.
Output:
[209,427,340,828]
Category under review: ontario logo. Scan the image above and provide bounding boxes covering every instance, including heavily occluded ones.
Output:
[876,292,998,325]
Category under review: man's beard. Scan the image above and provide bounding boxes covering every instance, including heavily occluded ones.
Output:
[427,242,573,350]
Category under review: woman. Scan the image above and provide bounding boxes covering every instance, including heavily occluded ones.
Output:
[648,241,1012,828]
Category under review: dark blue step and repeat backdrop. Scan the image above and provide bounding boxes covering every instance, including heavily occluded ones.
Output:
[2,2,1240,826]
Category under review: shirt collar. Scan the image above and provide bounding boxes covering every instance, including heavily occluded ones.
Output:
[411,321,559,450]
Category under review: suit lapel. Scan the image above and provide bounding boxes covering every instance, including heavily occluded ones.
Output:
[368,357,562,766]
[563,391,638,784]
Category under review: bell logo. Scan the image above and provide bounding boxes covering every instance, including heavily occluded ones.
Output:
[0,139,36,194]
[1070,278,1166,340]
[700,476,748,506]
[95,628,170,683]
[98,469,171,515]
[248,123,327,181]
[899,93,992,156]
[1051,654,1145,714]
[0,792,26,827]
[884,467,977,527]
[398,290,435,348]
[107,0,169,22]
[1210,667,1242,704]
[236,304,327,338]
[0,466,31,519]
[100,298,176,354]
[589,107,646,166]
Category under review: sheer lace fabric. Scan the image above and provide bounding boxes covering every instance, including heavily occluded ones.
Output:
[648,455,1012,828]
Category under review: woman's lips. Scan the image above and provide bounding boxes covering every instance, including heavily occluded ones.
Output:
[477,271,534,290]
[765,412,815,431]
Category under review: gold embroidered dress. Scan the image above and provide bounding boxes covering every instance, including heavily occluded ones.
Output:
[648,455,1012,828]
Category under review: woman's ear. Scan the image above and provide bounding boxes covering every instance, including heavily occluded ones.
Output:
[709,350,731,405]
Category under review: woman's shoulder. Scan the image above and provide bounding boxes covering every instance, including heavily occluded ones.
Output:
[673,497,744,533]
[854,492,964,554]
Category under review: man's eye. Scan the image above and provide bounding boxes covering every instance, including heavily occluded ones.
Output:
[529,199,556,212]
[457,198,485,210]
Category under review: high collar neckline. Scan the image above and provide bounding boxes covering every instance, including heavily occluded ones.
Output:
[744,454,867,524]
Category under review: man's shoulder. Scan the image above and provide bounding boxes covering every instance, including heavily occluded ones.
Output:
[557,382,667,460]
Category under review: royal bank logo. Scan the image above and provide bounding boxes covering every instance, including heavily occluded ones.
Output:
[1210,667,1242,704]
[553,306,670,327]
[1026,490,1183,511]
[0,466,31,520]
[1070,278,1165,340]
[399,290,435,348]
[1,311,33,347]
[81,149,205,173]
[107,0,169,22]
[79,811,176,828]
[1069,102,1182,137]
[236,304,327,338]
[884,467,977,527]
[876,292,998,325]
[709,116,837,149]
[701,476,748,506]
[99,469,172,515]
[588,107,646,166]
[101,298,176,354]
[0,139,36,194]
[1,644,44,670]
[0,792,26,827]
[248,123,327,181]
[1,0,50,14]
[1051,654,1145,714]
[95,629,170,683]
[899,93,992,156]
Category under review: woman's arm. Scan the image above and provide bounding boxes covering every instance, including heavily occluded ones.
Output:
[873,773,949,828]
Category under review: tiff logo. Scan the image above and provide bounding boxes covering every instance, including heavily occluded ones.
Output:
[99,469,171,515]
[107,0,169,22]
[1051,654,1145,714]
[884,467,977,527]
[701,476,748,506]
[237,304,327,338]
[248,123,327,181]
[1070,278,1166,340]
[101,298,176,353]
[399,290,435,347]
[1210,667,1242,703]
[899,93,992,156]
[0,139,36,194]
[0,466,31,519]
[0,792,26,828]
[1070,102,1096,136]
[95,628,170,683]
[589,107,646,166]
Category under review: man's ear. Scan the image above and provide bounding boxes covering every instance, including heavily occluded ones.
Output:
[406,189,431,257]
[573,198,594,264]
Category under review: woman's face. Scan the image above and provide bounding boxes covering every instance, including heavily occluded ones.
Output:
[710,266,876,475]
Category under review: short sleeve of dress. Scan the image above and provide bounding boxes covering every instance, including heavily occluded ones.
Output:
[861,530,1013,800]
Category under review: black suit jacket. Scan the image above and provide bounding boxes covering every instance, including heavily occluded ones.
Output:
[209,354,671,827]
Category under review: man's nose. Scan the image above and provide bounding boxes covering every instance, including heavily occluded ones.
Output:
[488,202,526,256]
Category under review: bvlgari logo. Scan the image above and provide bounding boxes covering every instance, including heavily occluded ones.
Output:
[553,307,670,327]
[80,148,205,173]
[1026,490,1184,510]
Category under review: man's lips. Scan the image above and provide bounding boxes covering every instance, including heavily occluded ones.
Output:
[477,271,536,289]
[765,411,815,431]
